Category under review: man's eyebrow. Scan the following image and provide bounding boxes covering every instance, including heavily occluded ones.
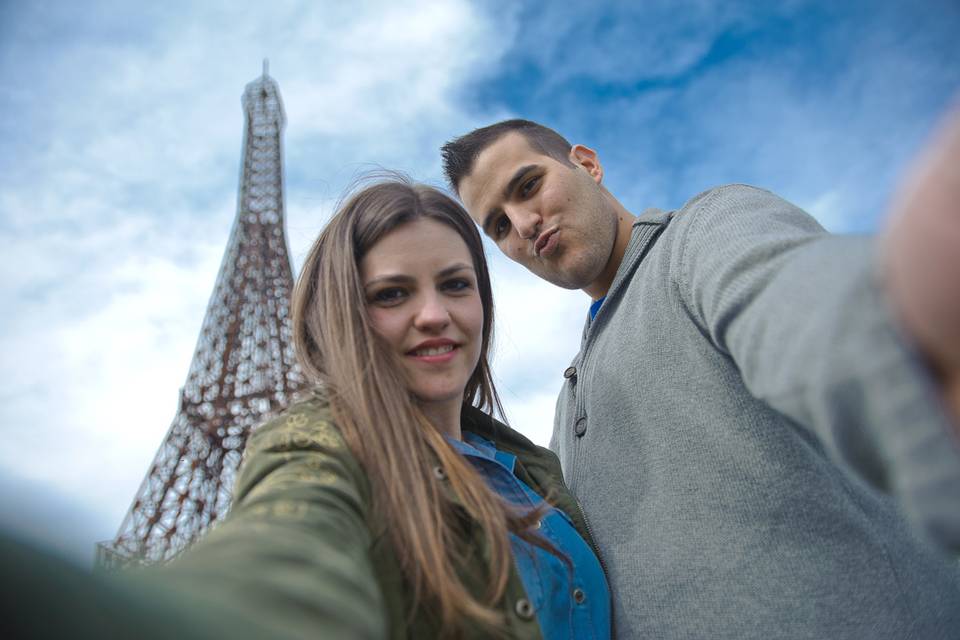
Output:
[481,164,538,235]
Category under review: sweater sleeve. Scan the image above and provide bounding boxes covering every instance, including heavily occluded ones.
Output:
[672,184,960,551]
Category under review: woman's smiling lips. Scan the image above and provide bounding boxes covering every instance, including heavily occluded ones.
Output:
[407,338,459,363]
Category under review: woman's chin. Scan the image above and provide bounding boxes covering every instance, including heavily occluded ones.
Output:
[414,387,468,410]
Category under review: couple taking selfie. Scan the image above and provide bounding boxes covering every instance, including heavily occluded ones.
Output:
[9,116,960,639]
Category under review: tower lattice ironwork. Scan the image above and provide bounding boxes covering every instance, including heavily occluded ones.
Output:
[97,63,306,568]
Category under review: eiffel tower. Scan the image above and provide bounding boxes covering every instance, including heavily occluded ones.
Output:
[96,62,306,568]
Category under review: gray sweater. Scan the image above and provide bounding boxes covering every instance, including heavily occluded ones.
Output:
[551,185,960,639]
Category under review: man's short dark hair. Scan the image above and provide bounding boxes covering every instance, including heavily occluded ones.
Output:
[441,119,573,195]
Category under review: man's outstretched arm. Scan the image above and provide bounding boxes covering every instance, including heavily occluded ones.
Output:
[884,105,960,431]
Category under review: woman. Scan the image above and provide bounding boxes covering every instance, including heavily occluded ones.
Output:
[273,178,608,638]
[4,179,610,640]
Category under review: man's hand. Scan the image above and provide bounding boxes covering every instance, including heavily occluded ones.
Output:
[883,105,960,429]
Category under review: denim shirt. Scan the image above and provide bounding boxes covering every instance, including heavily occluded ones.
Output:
[450,431,611,640]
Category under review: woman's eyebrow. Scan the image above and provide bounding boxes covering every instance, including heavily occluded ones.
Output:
[436,263,474,278]
[364,263,473,288]
[363,273,414,288]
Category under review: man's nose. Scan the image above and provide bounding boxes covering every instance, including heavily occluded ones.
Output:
[507,206,542,240]
[413,293,451,331]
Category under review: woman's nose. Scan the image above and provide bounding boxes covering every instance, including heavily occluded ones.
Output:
[413,294,451,330]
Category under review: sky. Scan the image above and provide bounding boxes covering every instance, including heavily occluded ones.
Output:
[1,0,958,565]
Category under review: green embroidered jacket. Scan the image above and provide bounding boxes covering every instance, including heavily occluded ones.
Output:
[4,391,601,639]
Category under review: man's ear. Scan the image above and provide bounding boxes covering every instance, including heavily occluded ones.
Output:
[569,144,603,184]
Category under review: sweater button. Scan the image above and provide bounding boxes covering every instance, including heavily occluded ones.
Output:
[515,598,535,620]
[563,366,577,379]
[573,588,586,604]
[574,417,587,437]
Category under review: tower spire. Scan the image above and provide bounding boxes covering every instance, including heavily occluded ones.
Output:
[97,66,305,568]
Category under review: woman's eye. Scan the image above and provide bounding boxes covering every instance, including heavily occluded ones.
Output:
[442,278,473,293]
[370,287,406,305]
[494,215,511,238]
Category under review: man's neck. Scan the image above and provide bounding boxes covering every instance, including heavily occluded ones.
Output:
[584,203,637,300]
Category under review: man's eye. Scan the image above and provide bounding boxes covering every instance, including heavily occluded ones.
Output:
[520,176,540,197]
[370,287,406,305]
[494,215,511,238]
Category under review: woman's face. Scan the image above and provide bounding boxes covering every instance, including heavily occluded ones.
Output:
[361,217,484,418]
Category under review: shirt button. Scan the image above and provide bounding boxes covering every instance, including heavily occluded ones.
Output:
[515,598,535,620]
[563,366,577,379]
[534,518,543,529]
[573,588,586,605]
[574,417,587,437]
[432,465,446,480]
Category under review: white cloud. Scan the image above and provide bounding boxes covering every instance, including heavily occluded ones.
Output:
[487,255,587,444]
[497,389,563,448]
[2,0,957,566]
[0,0,520,561]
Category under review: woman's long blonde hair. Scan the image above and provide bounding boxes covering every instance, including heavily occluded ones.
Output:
[291,178,539,635]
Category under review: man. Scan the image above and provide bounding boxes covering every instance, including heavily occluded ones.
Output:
[441,116,960,638]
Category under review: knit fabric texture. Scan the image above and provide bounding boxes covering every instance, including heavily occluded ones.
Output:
[551,184,960,639]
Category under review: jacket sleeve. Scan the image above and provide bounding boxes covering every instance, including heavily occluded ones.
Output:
[139,398,387,639]
[671,184,960,551]
[3,398,386,640]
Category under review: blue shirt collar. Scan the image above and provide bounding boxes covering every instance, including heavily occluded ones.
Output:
[589,296,606,320]
[447,432,517,473]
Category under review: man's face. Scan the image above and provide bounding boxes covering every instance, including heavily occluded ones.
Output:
[458,132,618,293]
